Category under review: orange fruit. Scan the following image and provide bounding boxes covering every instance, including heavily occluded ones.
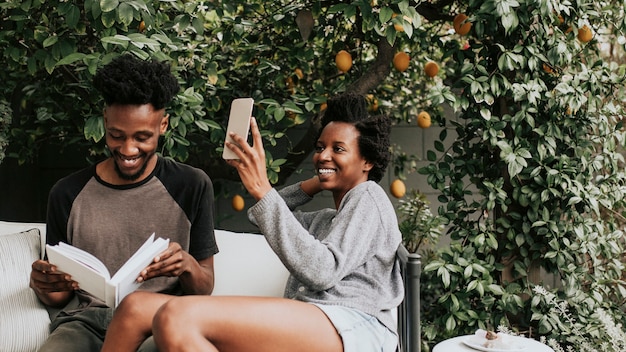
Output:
[285,76,295,92]
[294,68,304,79]
[390,179,406,198]
[392,14,412,32]
[424,61,439,78]
[542,63,554,74]
[320,102,327,111]
[138,20,146,32]
[335,50,352,73]
[393,52,410,72]
[366,94,379,112]
[453,13,472,35]
[417,111,431,129]
[232,194,245,211]
[577,25,593,43]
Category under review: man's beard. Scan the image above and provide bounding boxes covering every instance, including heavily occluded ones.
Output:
[113,153,152,181]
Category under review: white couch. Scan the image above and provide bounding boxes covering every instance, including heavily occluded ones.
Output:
[0,221,420,352]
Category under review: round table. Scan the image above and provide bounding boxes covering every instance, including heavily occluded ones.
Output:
[432,335,554,352]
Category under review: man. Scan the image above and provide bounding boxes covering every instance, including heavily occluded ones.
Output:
[29,54,217,351]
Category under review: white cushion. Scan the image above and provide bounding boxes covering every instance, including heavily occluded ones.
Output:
[0,221,47,258]
[0,229,50,352]
[213,230,289,297]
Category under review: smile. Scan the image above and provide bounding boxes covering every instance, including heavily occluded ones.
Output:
[117,154,142,167]
[317,168,336,175]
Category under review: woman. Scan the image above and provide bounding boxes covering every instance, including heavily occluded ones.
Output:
[102,93,403,352]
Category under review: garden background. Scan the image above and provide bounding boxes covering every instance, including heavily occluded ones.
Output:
[1,1,626,351]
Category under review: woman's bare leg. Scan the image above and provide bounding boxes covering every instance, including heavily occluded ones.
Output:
[101,291,174,352]
[153,296,343,352]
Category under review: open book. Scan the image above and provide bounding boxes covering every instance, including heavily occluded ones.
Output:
[46,233,170,308]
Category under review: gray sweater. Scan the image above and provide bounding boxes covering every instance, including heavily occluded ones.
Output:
[248,180,404,333]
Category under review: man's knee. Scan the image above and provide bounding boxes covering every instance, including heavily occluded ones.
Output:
[39,321,103,352]
[40,307,112,352]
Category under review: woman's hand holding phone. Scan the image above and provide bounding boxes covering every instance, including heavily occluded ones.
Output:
[225,115,273,201]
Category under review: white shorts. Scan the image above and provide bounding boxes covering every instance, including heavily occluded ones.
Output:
[312,304,398,352]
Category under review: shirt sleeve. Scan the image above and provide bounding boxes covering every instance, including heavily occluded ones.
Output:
[45,167,95,248]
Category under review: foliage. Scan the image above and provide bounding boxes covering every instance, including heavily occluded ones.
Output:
[0,100,10,164]
[0,0,448,190]
[532,286,626,352]
[397,189,444,253]
[417,0,626,349]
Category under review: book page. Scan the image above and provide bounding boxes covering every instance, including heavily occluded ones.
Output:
[109,235,170,305]
[45,244,109,300]
[56,242,110,278]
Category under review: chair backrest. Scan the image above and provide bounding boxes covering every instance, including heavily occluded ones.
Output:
[397,244,421,352]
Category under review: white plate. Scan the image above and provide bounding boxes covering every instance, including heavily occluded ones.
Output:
[462,335,527,352]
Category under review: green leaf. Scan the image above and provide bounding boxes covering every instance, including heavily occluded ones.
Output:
[379,7,393,23]
[43,36,58,48]
[100,0,119,13]
[56,53,87,67]
[445,315,457,331]
[194,120,209,131]
[488,284,504,295]
[118,2,135,26]
[101,10,117,27]
[101,35,131,47]
[84,116,105,142]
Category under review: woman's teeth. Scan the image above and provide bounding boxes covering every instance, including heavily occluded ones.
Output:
[318,168,336,175]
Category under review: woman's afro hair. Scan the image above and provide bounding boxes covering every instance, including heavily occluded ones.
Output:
[93,54,180,110]
[319,92,392,183]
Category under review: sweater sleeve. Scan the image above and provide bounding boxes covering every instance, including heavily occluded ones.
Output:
[248,182,393,291]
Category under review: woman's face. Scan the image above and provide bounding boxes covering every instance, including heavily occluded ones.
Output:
[313,121,372,204]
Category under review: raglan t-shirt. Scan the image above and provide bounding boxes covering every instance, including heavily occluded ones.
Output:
[46,156,217,306]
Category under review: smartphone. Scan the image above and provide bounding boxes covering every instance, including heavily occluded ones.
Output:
[222,97,254,159]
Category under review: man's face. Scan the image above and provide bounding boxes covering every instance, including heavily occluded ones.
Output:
[103,104,168,183]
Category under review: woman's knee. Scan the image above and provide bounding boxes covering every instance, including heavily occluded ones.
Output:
[152,299,184,347]
[153,298,189,334]
[116,291,152,316]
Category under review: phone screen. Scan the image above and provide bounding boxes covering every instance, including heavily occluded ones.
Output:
[222,98,254,159]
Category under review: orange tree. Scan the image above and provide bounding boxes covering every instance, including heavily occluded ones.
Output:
[2,0,626,349]
[0,0,451,186]
[417,1,626,351]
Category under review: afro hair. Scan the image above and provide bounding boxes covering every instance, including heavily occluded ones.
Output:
[93,55,179,110]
